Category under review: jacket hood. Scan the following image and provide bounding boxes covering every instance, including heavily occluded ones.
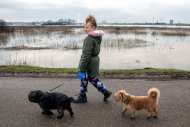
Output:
[88,30,104,37]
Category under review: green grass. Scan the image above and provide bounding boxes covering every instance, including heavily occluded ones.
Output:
[0,65,189,79]
[100,68,189,73]
[0,65,189,74]
[0,65,78,73]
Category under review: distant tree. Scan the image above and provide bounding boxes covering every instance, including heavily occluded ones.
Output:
[0,19,8,32]
[0,19,9,45]
[0,19,14,33]
[0,19,7,25]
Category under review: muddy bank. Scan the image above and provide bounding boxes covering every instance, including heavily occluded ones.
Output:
[0,71,190,80]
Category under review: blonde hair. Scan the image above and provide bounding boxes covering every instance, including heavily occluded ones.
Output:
[85,15,97,29]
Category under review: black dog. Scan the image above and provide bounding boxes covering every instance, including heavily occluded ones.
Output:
[28,90,74,119]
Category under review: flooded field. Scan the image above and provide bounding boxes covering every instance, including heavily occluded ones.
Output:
[0,25,190,70]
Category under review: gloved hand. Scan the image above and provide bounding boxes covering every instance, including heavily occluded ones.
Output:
[77,72,86,80]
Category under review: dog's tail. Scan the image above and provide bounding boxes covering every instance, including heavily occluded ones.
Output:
[148,88,160,104]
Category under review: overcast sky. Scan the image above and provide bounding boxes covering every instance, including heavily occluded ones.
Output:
[0,0,190,23]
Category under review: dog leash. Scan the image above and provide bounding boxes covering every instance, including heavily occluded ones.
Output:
[47,83,64,93]
[47,78,73,93]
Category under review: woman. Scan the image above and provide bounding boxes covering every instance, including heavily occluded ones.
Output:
[74,15,112,103]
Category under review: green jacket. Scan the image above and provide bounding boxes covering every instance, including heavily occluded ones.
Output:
[79,34,102,78]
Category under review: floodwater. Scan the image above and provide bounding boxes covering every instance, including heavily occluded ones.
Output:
[0,25,190,71]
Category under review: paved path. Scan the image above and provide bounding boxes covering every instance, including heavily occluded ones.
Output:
[0,77,190,127]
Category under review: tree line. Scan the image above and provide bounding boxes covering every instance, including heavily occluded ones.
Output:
[0,19,14,33]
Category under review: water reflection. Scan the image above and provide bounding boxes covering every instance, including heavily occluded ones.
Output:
[0,33,10,46]
[103,36,151,49]
[0,26,190,70]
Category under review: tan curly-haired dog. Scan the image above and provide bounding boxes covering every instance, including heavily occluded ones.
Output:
[114,88,160,119]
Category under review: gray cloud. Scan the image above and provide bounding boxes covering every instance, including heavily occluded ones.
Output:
[0,0,190,23]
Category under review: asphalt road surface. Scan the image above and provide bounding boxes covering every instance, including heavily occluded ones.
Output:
[0,77,190,127]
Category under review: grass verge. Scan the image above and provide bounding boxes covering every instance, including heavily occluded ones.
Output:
[0,65,190,80]
[0,65,77,73]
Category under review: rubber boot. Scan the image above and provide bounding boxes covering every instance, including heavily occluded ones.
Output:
[74,93,87,103]
[103,89,112,101]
